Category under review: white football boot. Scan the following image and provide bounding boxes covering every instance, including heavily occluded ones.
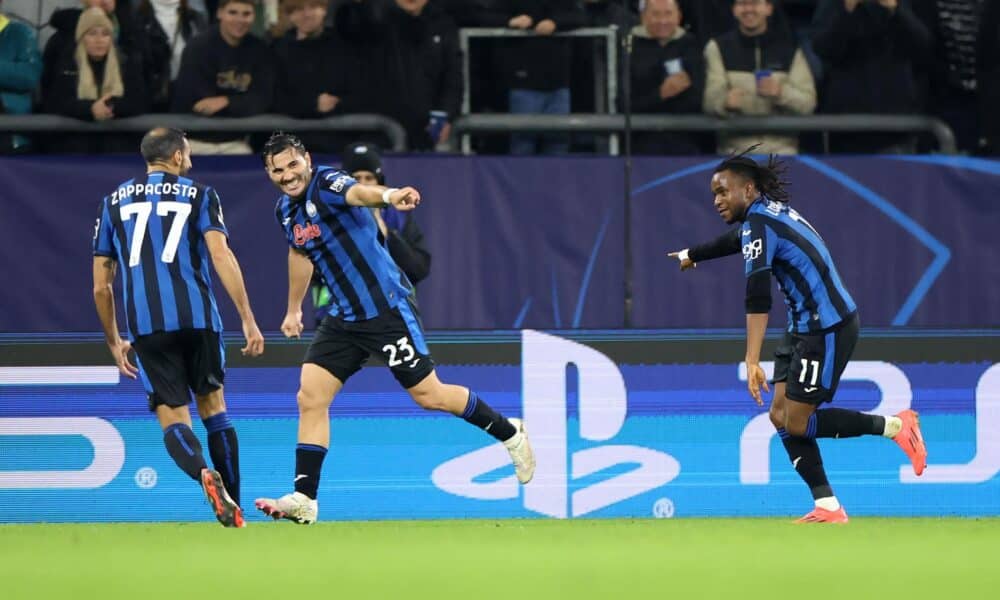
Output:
[254,491,318,524]
[503,418,536,484]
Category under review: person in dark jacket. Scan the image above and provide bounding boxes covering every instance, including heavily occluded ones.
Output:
[42,0,141,94]
[0,2,42,153]
[134,0,209,112]
[273,0,348,153]
[42,7,148,153]
[170,0,274,153]
[629,0,705,154]
[334,0,462,151]
[977,0,1000,154]
[811,0,931,153]
[477,0,588,155]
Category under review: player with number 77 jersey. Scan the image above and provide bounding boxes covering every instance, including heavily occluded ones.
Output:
[92,127,264,528]
[253,132,535,525]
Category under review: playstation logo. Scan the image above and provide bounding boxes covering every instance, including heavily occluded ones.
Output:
[432,330,680,518]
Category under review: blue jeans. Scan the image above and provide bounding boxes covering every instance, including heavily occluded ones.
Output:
[508,88,571,155]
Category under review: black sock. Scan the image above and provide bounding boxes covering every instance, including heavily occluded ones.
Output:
[203,412,240,506]
[808,409,884,439]
[295,443,327,500]
[777,428,833,500]
[163,423,207,481]
[461,391,516,442]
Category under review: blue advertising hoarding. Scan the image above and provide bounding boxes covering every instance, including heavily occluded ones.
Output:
[1,330,997,523]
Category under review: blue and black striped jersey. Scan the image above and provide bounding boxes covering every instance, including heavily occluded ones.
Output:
[741,199,856,333]
[275,167,411,321]
[93,172,226,339]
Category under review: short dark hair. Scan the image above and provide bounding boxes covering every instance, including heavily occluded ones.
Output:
[140,127,187,164]
[261,131,307,166]
[714,144,790,203]
[218,0,256,9]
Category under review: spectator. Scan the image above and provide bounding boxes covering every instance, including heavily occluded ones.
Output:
[42,7,148,153]
[678,0,790,44]
[273,0,347,152]
[340,142,431,289]
[478,0,588,155]
[0,1,42,154]
[628,0,705,154]
[134,0,209,112]
[703,0,816,155]
[812,0,931,153]
[978,0,1000,154]
[334,0,462,151]
[916,0,988,153]
[42,0,141,94]
[171,0,274,154]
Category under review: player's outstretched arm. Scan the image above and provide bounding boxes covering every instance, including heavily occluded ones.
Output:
[92,256,137,379]
[667,228,742,271]
[282,247,314,339]
[744,312,770,407]
[205,231,264,357]
[346,184,421,211]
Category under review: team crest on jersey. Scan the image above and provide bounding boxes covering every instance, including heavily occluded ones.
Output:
[305,200,318,218]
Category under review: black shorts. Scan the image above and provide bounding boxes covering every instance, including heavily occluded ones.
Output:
[305,298,435,389]
[133,329,225,412]
[773,312,859,405]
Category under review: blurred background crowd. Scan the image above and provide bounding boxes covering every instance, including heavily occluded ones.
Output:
[0,0,996,155]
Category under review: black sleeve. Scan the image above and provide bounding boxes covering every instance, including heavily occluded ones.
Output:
[388,216,432,284]
[893,1,934,62]
[745,269,772,314]
[688,228,741,262]
[112,53,151,117]
[170,38,216,111]
[811,0,860,63]
[548,0,588,30]
[435,21,463,119]
[665,38,707,114]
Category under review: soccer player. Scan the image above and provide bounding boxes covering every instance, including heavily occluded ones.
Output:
[92,127,264,527]
[254,132,535,524]
[668,149,928,523]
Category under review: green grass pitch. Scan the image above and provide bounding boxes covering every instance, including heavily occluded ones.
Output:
[2,518,998,599]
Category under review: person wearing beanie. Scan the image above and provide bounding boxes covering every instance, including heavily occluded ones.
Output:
[41,6,149,153]
[309,142,432,325]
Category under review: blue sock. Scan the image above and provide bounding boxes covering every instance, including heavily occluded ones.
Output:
[203,412,240,506]
[295,443,327,500]
[163,423,207,481]
[461,391,516,442]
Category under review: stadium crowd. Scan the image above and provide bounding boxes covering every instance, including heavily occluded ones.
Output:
[0,0,996,155]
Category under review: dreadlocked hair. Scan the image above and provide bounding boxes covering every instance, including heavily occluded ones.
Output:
[713,144,791,203]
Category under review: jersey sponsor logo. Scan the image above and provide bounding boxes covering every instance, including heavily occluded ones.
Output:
[742,238,763,261]
[432,331,680,518]
[293,222,322,246]
[325,172,351,194]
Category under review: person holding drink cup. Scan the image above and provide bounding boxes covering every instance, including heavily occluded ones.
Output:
[702,0,816,155]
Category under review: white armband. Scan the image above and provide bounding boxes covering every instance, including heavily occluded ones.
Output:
[678,248,690,262]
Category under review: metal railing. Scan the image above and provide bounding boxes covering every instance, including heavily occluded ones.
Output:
[459,27,619,154]
[449,113,958,155]
[0,114,409,151]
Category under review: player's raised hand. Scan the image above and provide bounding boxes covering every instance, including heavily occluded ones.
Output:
[667,249,697,271]
[108,338,138,379]
[390,187,421,211]
[746,362,769,406]
[281,311,305,339]
[242,320,265,357]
